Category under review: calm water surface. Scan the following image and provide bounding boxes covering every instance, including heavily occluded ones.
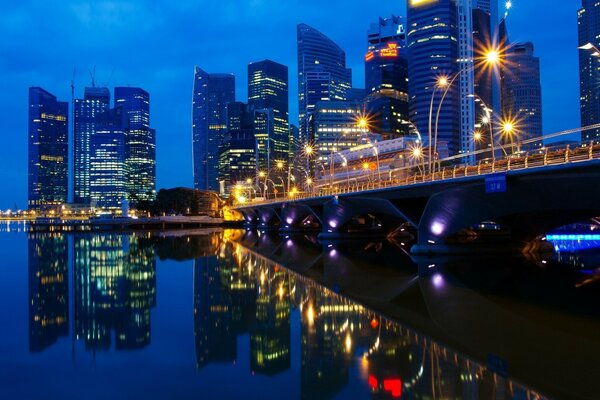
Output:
[0,223,599,399]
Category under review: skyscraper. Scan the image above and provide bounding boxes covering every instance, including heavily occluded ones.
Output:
[579,0,600,140]
[365,16,410,139]
[192,67,235,191]
[28,87,69,211]
[407,0,461,156]
[73,87,110,205]
[115,87,156,204]
[297,24,352,134]
[90,107,127,209]
[502,42,543,148]
[311,101,368,164]
[248,60,289,171]
[219,102,257,190]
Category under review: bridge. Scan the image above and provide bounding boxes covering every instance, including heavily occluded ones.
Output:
[233,141,600,254]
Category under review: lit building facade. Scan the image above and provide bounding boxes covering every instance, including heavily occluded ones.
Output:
[28,87,69,211]
[365,16,411,139]
[297,23,352,137]
[90,107,127,209]
[115,87,156,204]
[579,0,600,141]
[192,67,235,191]
[219,102,257,190]
[407,0,461,156]
[73,87,110,205]
[502,42,543,149]
[248,60,289,171]
[311,101,368,164]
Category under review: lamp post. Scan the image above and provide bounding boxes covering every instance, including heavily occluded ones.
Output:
[430,48,502,172]
[467,93,496,162]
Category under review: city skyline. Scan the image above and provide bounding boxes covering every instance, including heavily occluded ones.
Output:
[1,1,582,208]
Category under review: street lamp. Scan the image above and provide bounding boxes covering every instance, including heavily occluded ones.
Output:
[467,93,496,162]
[431,48,503,172]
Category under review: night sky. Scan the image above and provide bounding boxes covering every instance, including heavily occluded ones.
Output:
[0,1,581,209]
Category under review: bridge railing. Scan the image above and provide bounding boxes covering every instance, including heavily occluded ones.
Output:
[238,141,600,207]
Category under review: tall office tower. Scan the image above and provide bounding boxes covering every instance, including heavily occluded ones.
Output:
[502,42,543,149]
[90,107,127,209]
[311,101,368,164]
[114,87,156,204]
[457,0,476,160]
[28,87,69,211]
[73,87,110,205]
[408,0,461,157]
[297,23,352,136]
[219,102,257,190]
[192,67,235,191]
[364,16,410,139]
[579,0,600,141]
[248,60,289,171]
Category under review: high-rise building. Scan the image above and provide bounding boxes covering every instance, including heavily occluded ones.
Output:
[73,87,110,205]
[407,0,477,159]
[365,16,410,139]
[90,107,127,209]
[115,87,156,204]
[297,24,352,134]
[311,101,368,164]
[502,42,543,149]
[192,67,235,191]
[28,87,69,211]
[248,60,289,171]
[579,1,600,140]
[219,102,257,190]
[407,0,461,156]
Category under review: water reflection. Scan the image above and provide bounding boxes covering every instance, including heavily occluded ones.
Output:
[28,232,156,352]
[24,229,600,399]
[192,231,556,400]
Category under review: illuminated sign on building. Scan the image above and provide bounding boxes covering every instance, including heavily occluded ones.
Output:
[365,52,375,61]
[409,0,438,6]
[380,43,399,58]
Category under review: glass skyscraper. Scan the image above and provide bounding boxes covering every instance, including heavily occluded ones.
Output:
[407,0,461,157]
[115,87,156,203]
[73,87,110,205]
[28,87,69,211]
[192,67,235,191]
[579,0,600,141]
[502,42,543,149]
[248,59,289,171]
[219,102,257,190]
[297,24,352,134]
[90,107,127,209]
[365,16,410,139]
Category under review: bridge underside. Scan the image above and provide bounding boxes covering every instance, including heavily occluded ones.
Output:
[236,162,600,254]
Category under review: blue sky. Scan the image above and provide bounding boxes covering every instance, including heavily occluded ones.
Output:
[0,1,582,209]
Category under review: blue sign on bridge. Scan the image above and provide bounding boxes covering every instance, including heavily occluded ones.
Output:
[485,174,507,193]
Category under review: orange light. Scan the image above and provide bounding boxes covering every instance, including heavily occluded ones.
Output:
[365,51,375,61]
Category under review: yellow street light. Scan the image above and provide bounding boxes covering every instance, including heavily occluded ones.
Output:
[485,49,500,65]
[473,131,483,142]
[437,76,449,88]
[258,171,266,178]
[358,118,368,129]
[306,178,313,185]
[276,161,284,170]
[246,178,252,184]
[304,145,314,156]
[502,121,514,134]
[412,147,423,158]
[362,162,370,170]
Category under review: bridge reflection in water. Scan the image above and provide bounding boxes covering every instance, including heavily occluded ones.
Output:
[26,229,600,399]
[190,229,600,399]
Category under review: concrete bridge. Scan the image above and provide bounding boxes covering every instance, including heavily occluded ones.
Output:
[234,146,600,254]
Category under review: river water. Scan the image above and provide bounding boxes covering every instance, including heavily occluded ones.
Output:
[0,222,598,399]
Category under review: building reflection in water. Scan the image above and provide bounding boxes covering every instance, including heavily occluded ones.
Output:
[28,233,69,352]
[191,231,549,400]
[28,232,157,353]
